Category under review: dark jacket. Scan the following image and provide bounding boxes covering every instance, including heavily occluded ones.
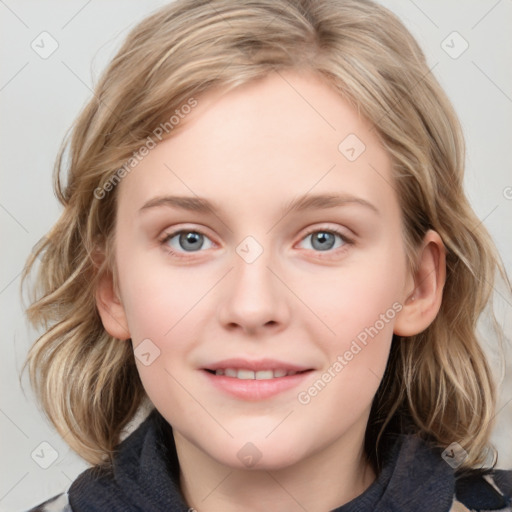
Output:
[28,410,512,512]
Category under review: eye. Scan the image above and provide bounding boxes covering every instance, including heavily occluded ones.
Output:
[298,228,350,252]
[161,229,214,253]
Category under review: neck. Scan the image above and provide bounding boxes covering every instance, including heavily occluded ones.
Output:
[175,425,376,512]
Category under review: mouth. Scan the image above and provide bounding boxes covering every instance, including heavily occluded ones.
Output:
[204,368,310,380]
[201,359,314,400]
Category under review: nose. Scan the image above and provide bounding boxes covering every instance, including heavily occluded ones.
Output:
[217,245,291,336]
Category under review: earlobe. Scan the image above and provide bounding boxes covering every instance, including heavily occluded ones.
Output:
[393,230,446,337]
[95,267,131,341]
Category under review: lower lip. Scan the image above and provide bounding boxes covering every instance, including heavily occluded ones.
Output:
[202,370,313,400]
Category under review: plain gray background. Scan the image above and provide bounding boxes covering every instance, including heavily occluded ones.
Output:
[1,1,511,510]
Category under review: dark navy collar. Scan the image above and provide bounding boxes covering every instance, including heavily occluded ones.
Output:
[68,409,511,512]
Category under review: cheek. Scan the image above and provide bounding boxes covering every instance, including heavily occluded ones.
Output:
[292,244,403,405]
[118,261,216,402]
[297,247,405,342]
[117,248,214,342]
[296,312,395,423]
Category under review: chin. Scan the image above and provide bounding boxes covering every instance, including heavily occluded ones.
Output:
[204,437,308,472]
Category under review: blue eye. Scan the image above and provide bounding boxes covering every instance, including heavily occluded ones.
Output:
[299,230,348,252]
[162,230,214,253]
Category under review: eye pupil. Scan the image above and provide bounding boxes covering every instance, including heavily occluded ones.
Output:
[311,231,335,251]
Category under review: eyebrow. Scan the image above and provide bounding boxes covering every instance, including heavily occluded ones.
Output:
[139,193,379,216]
[283,193,379,215]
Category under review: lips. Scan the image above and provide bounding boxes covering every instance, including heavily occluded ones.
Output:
[201,358,313,399]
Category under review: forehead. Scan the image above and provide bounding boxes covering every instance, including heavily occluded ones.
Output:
[117,70,398,224]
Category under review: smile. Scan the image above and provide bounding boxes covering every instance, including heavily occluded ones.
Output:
[202,359,314,400]
[207,368,306,379]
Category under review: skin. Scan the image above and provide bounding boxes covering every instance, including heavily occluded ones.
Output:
[97,69,446,512]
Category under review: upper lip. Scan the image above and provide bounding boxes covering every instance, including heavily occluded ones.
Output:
[203,358,312,372]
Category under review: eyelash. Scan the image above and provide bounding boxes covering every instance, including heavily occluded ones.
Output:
[159,226,353,260]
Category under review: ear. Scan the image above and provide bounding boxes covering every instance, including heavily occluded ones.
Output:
[394,230,446,337]
[95,265,131,341]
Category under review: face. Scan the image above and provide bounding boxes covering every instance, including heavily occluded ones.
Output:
[110,70,412,471]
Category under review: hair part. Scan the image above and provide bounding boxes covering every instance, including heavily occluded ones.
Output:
[22,0,509,468]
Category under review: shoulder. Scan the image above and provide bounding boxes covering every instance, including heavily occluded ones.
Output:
[26,492,72,512]
[452,469,512,511]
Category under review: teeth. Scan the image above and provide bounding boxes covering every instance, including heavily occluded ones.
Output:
[255,370,273,380]
[237,369,255,380]
[214,368,300,379]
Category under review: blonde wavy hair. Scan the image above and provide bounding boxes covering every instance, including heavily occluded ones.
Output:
[22,0,509,469]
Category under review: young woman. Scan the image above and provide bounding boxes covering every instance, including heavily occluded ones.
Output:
[23,0,511,510]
